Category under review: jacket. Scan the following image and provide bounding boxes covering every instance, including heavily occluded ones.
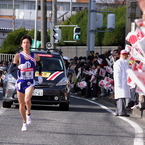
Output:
[113,58,131,99]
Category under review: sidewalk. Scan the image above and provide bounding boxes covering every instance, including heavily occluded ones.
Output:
[95,96,145,119]
[75,91,145,119]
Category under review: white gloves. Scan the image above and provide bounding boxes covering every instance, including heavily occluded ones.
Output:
[38,76,43,84]
[18,63,27,69]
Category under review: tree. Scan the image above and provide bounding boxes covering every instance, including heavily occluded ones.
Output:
[0,28,28,53]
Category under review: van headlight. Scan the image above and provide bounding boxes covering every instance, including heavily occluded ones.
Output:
[7,74,16,83]
[56,77,68,86]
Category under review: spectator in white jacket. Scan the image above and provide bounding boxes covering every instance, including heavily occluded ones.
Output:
[113,49,131,117]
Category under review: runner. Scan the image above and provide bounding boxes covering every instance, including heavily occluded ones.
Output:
[10,35,43,131]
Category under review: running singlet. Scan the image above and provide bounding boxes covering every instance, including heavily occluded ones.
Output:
[15,52,36,93]
[18,52,36,80]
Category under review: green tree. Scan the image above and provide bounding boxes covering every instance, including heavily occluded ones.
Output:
[101,6,126,46]
[0,28,28,53]
[27,29,41,40]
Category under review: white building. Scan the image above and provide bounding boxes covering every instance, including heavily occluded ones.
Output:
[0,0,124,46]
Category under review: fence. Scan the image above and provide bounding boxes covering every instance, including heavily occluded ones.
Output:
[0,46,118,62]
[0,54,15,62]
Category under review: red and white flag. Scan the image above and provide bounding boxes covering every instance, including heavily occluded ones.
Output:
[105,66,113,74]
[134,19,145,35]
[125,44,132,52]
[136,62,145,72]
[98,80,104,87]
[97,58,103,64]
[130,44,145,63]
[127,75,135,87]
[127,69,145,95]
[99,68,106,77]
[125,31,139,45]
[135,27,145,40]
[131,62,138,71]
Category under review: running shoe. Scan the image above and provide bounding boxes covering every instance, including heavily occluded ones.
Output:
[21,123,27,132]
[26,115,32,125]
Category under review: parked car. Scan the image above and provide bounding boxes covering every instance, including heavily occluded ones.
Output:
[0,49,70,111]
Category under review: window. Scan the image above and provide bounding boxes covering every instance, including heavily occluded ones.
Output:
[39,57,64,71]
[8,4,13,9]
[15,5,19,9]
[1,4,7,9]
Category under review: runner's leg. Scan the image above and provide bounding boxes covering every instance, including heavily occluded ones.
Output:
[25,86,34,115]
[17,91,26,123]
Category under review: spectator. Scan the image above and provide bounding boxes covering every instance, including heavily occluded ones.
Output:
[113,49,131,117]
[63,56,70,75]
[90,61,100,100]
[113,49,120,61]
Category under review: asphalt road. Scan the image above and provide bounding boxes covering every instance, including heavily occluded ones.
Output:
[0,88,144,145]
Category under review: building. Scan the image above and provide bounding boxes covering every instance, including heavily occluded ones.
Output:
[0,0,125,47]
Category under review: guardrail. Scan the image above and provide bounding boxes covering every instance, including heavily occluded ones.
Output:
[0,54,15,62]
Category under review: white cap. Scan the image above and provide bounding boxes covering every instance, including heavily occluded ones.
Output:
[120,49,128,54]
[63,56,69,60]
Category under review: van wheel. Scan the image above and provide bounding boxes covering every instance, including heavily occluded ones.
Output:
[59,103,69,111]
[2,101,12,108]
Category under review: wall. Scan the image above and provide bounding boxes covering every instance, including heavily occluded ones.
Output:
[0,46,118,61]
[57,46,117,58]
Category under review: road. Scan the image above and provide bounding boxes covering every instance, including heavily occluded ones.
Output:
[0,88,144,145]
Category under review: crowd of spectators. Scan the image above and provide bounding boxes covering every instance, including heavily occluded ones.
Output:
[66,46,123,100]
[65,45,145,113]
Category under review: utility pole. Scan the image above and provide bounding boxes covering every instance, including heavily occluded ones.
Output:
[86,0,96,57]
[12,0,15,31]
[34,0,38,48]
[70,0,72,16]
[125,0,141,36]
[50,0,57,49]
[41,0,47,48]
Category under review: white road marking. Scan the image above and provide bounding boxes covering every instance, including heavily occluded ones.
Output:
[71,95,144,145]
[0,108,6,115]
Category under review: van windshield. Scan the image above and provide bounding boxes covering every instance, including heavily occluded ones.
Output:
[37,56,64,71]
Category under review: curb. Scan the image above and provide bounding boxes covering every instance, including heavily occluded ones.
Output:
[76,94,145,119]
[97,97,145,119]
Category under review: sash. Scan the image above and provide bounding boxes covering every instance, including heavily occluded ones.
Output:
[21,51,36,66]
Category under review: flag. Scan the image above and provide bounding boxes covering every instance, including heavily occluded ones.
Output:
[127,76,135,87]
[106,58,112,66]
[135,27,145,40]
[127,69,145,95]
[99,68,106,77]
[130,44,145,63]
[132,62,138,71]
[97,58,103,64]
[105,66,113,74]
[136,62,145,72]
[125,31,139,45]
[98,80,104,87]
[134,19,145,35]
[125,44,132,52]
[77,81,87,89]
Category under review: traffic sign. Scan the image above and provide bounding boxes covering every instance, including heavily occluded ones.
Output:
[46,42,52,48]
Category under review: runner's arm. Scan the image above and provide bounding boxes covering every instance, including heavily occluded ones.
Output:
[35,54,42,76]
[9,53,19,72]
